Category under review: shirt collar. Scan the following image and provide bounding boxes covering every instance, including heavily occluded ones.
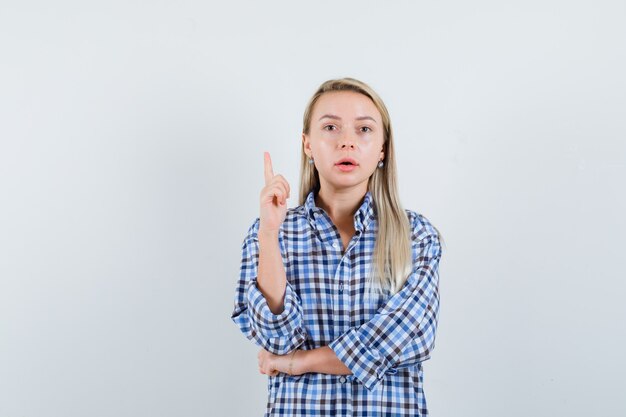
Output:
[304,189,376,232]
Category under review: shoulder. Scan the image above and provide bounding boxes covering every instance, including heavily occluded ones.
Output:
[243,216,260,238]
[404,208,440,242]
[404,209,443,260]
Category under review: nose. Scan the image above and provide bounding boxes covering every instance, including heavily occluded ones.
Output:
[338,133,356,149]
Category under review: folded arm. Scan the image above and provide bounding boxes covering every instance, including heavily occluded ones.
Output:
[326,231,442,392]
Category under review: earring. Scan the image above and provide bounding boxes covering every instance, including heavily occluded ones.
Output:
[309,157,314,165]
[378,160,384,168]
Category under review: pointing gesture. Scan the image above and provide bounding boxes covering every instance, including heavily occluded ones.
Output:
[264,151,275,185]
[260,152,291,235]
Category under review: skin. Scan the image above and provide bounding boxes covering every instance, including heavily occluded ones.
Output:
[257,90,385,378]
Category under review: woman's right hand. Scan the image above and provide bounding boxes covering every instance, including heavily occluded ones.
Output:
[259,151,290,235]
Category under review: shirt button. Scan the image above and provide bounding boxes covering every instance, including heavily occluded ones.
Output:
[339,283,344,292]
[332,242,339,249]
[339,376,347,383]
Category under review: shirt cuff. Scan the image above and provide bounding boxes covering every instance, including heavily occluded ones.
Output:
[328,327,395,392]
[246,279,303,339]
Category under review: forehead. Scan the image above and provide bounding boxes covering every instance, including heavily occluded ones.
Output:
[313,91,381,122]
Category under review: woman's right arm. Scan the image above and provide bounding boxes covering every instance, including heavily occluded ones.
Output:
[230,152,306,355]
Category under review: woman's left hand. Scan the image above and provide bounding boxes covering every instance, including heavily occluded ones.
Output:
[258,348,300,376]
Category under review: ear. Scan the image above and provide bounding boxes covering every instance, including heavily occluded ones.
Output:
[302,133,311,157]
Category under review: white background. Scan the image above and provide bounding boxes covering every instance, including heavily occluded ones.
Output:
[1,1,625,416]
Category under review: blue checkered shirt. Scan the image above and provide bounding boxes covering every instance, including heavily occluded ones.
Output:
[231,189,442,416]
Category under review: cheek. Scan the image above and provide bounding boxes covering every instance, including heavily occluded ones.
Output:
[314,140,336,156]
[318,133,337,145]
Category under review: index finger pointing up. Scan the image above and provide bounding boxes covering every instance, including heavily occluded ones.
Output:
[264,151,274,185]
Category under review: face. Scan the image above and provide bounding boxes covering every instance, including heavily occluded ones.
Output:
[302,91,385,191]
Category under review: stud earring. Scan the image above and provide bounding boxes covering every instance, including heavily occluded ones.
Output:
[309,157,314,165]
[378,160,384,168]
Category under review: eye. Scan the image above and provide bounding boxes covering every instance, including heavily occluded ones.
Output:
[323,125,337,131]
[361,126,372,133]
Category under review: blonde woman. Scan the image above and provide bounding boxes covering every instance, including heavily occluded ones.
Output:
[231,77,443,416]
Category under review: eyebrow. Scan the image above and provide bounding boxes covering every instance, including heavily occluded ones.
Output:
[318,114,377,124]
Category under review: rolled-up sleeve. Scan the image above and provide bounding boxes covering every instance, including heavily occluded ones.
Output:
[328,230,442,392]
[230,218,307,355]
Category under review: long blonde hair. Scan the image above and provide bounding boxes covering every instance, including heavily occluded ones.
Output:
[298,77,439,296]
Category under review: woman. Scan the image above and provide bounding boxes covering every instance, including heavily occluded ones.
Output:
[231,77,443,416]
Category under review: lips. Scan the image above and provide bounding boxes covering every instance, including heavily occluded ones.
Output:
[335,157,359,166]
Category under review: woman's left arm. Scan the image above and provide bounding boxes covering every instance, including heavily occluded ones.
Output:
[326,232,442,392]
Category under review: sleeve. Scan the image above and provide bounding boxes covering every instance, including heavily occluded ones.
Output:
[230,217,307,355]
[328,221,442,392]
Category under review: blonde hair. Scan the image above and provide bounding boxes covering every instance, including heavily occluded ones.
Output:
[298,77,440,296]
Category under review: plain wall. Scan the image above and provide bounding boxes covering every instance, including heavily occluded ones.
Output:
[1,1,625,416]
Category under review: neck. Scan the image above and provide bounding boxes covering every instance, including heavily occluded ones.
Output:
[315,186,367,227]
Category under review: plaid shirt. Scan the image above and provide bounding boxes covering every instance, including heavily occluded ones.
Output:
[231,189,442,416]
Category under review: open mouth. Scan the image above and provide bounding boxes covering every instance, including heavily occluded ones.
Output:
[335,157,358,166]
[335,160,358,172]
